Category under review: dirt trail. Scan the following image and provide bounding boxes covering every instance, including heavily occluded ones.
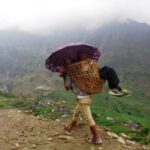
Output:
[0,109,147,150]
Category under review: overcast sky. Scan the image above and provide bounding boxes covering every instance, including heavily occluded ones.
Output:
[0,0,150,34]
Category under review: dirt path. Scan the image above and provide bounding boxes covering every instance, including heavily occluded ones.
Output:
[0,109,147,150]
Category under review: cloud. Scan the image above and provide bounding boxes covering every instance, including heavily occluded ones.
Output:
[0,0,150,34]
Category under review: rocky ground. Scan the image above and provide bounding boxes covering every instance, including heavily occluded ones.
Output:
[0,109,149,150]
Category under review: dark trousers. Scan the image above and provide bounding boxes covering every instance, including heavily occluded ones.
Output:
[99,66,120,89]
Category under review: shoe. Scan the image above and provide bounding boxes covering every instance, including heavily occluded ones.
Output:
[120,89,132,96]
[108,89,123,96]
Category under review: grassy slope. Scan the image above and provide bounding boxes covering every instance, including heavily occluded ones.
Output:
[0,78,150,144]
[0,92,33,110]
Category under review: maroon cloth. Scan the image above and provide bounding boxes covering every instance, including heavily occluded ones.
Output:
[45,43,101,72]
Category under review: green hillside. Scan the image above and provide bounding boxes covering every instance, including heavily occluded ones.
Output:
[34,80,150,144]
[0,20,150,144]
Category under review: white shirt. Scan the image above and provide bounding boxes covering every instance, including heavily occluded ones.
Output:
[65,75,88,99]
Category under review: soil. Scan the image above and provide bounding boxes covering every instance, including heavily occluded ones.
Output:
[0,109,147,150]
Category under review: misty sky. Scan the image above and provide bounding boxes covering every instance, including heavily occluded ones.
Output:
[0,0,150,34]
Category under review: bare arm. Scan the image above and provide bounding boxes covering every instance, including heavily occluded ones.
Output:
[62,75,71,91]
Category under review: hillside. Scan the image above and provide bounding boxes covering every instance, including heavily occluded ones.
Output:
[0,109,148,150]
[0,20,150,148]
[0,86,150,148]
[0,20,150,95]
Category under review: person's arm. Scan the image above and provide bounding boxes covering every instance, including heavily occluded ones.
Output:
[63,75,72,91]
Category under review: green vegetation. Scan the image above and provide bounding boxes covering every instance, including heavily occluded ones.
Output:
[33,95,73,119]
[0,21,150,145]
[33,107,53,117]
[131,127,150,144]
[1,67,149,144]
[93,89,150,144]
[36,82,150,144]
[0,92,33,110]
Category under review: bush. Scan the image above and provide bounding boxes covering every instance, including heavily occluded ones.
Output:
[11,99,32,109]
[33,107,52,117]
[131,127,150,144]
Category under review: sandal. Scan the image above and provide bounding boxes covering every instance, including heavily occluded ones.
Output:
[64,124,78,132]
[88,137,103,144]
[64,125,72,132]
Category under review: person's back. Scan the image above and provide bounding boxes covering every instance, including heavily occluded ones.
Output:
[67,59,104,94]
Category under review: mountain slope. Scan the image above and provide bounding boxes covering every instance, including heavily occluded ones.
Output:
[0,20,150,95]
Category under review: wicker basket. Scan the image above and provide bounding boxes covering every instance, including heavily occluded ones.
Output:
[67,59,104,94]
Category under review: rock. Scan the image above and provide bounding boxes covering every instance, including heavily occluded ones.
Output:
[106,116,114,122]
[62,100,66,103]
[31,144,37,148]
[35,85,51,91]
[36,115,43,120]
[0,85,8,93]
[51,109,55,112]
[23,148,29,150]
[58,135,73,141]
[107,132,119,139]
[122,145,132,149]
[55,119,61,122]
[79,117,83,121]
[119,133,129,139]
[38,100,53,107]
[131,128,138,132]
[117,137,126,145]
[57,105,65,112]
[46,138,53,141]
[122,120,140,130]
[15,143,20,148]
[64,131,72,136]
[61,113,69,118]
[126,140,136,145]
[142,145,148,150]
[27,126,34,132]
[24,110,33,114]
[53,132,59,136]
[8,115,12,118]
[19,130,25,136]
[103,127,110,132]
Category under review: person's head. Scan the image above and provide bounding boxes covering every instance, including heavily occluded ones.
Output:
[58,58,72,77]
[58,66,66,77]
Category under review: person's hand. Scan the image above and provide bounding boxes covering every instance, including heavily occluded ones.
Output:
[64,84,70,91]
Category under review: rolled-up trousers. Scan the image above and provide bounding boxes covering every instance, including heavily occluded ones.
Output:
[72,96,95,127]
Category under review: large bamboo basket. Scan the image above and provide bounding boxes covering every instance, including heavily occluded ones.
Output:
[67,59,104,94]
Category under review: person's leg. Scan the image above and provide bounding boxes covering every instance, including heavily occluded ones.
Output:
[99,66,132,96]
[90,125,101,143]
[64,104,80,132]
[79,104,95,127]
[79,97,102,144]
[99,66,121,90]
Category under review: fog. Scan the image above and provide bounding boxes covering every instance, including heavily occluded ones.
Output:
[0,0,150,34]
